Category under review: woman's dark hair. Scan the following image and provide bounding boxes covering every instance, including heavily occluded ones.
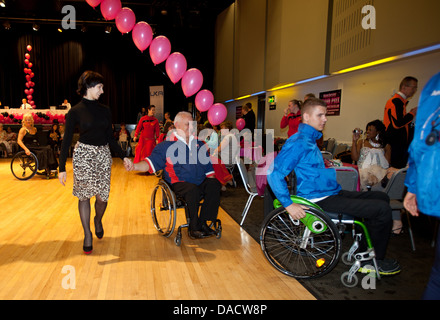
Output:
[77,71,104,96]
[366,120,387,147]
[147,105,156,111]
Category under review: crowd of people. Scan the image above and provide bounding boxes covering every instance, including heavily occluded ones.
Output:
[3,69,437,300]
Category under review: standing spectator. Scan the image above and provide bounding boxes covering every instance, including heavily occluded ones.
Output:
[242,102,256,132]
[384,77,418,168]
[280,100,302,138]
[404,72,440,300]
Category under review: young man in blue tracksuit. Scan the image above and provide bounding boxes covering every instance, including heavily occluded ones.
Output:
[404,72,440,300]
[268,98,400,276]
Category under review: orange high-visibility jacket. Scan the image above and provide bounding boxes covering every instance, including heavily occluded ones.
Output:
[383,93,415,142]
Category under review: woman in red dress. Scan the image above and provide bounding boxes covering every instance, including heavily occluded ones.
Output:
[133,105,160,164]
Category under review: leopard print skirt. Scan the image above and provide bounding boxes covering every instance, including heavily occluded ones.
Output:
[72,142,113,202]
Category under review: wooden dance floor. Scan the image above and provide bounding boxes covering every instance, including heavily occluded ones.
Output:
[0,158,314,300]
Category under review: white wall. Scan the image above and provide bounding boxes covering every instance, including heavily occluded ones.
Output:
[224,50,440,143]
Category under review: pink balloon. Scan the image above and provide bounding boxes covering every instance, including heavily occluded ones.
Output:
[195,90,214,112]
[208,103,227,126]
[181,68,203,98]
[149,36,171,65]
[100,0,122,21]
[27,45,32,52]
[86,0,102,8]
[132,22,153,52]
[236,118,246,131]
[115,7,136,34]
[165,53,187,84]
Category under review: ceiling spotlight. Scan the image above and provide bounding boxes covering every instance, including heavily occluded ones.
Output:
[105,25,112,34]
[0,0,6,8]
[58,27,63,33]
[32,23,39,31]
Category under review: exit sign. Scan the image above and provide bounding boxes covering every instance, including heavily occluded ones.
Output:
[268,96,276,104]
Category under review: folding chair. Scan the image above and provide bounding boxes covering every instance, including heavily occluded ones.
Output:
[236,157,259,226]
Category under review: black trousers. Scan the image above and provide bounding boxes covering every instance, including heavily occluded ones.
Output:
[172,178,221,231]
[316,190,392,260]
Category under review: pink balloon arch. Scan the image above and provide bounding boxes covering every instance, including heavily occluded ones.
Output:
[85,0,228,126]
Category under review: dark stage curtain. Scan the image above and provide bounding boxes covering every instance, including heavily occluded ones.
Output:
[0,26,215,124]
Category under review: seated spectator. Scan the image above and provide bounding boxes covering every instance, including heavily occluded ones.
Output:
[125,111,221,239]
[47,123,61,155]
[280,99,302,138]
[5,126,19,154]
[351,120,391,190]
[267,98,400,276]
[17,113,58,176]
[158,124,175,143]
[0,123,13,156]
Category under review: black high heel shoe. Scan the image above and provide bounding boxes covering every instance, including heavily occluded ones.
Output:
[94,217,104,239]
[83,245,93,255]
[83,232,93,254]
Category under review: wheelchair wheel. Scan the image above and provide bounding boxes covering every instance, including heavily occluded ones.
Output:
[150,180,177,238]
[260,206,341,279]
[10,151,38,181]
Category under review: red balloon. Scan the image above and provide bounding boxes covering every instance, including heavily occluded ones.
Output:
[100,0,122,21]
[29,88,34,94]
[27,45,32,52]
[24,59,29,65]
[149,36,171,65]
[208,104,228,126]
[236,118,246,131]
[195,90,214,112]
[27,95,33,101]
[181,68,203,98]
[26,75,31,81]
[25,53,30,59]
[28,62,33,69]
[86,0,102,8]
[115,7,136,34]
[24,89,29,95]
[166,53,187,84]
[132,22,153,52]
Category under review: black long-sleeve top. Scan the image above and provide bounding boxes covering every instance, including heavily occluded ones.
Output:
[59,98,124,172]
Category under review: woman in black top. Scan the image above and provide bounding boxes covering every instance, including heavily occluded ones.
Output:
[59,71,129,255]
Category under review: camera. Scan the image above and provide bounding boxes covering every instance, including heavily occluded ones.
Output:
[353,129,363,134]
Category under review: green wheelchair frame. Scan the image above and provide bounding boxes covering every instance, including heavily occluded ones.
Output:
[260,195,380,286]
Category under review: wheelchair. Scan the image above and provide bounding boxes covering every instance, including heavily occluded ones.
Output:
[150,174,222,246]
[10,151,39,180]
[260,180,381,287]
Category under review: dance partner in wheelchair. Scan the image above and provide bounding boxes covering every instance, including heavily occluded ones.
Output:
[125,112,222,241]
